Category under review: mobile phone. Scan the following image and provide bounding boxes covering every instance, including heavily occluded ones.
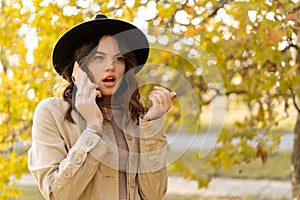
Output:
[72,61,80,82]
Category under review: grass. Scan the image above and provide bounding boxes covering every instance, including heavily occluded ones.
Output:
[199,96,298,133]
[13,186,43,200]
[218,150,291,180]
[16,187,207,200]
[164,195,291,200]
[17,189,288,200]
[167,150,291,181]
[14,189,230,200]
[14,188,269,200]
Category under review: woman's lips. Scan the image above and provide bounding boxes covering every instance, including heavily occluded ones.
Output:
[102,75,116,87]
[103,81,116,87]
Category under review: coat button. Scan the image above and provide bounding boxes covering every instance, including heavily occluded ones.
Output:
[147,127,156,134]
[85,138,93,146]
[63,170,72,179]
[73,154,83,164]
[152,160,160,169]
[147,145,156,152]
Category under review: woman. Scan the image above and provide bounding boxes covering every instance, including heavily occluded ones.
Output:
[28,14,175,200]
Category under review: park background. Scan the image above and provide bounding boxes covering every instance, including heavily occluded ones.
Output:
[0,0,299,199]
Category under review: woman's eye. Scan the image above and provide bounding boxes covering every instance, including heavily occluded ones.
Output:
[95,55,104,61]
[116,56,124,63]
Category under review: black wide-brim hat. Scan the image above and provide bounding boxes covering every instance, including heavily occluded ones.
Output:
[52,14,149,76]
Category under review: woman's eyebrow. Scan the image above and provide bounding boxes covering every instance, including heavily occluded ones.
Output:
[95,51,106,55]
[95,51,123,57]
[115,52,123,57]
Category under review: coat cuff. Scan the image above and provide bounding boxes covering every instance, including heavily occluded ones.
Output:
[77,129,101,152]
[77,129,118,170]
[139,115,165,138]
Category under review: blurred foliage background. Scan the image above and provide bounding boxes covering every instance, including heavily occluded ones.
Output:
[0,0,299,199]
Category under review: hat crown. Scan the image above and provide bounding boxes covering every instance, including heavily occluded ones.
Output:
[53,13,149,76]
[95,14,108,20]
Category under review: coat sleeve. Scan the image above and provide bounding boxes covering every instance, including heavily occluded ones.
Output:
[136,116,168,200]
[28,98,116,200]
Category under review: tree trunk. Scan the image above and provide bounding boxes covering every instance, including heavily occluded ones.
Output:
[292,9,300,199]
[292,113,300,199]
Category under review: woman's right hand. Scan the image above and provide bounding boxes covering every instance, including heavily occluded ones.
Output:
[73,63,103,132]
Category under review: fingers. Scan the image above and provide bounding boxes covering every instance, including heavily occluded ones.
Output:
[148,86,176,111]
[170,91,177,99]
[88,85,102,101]
[74,80,102,120]
[71,63,103,127]
[143,86,176,121]
[77,83,101,101]
[72,65,102,101]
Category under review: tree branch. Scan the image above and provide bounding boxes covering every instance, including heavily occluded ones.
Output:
[281,43,298,53]
[207,0,231,18]
[290,87,300,113]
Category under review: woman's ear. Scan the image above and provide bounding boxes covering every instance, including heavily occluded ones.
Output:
[72,61,80,81]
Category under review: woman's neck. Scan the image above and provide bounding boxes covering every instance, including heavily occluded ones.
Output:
[101,95,112,108]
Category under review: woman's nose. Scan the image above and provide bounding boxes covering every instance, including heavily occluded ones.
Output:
[105,60,115,71]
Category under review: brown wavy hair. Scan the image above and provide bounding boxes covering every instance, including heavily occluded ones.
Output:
[60,35,147,124]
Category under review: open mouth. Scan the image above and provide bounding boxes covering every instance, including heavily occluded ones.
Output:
[102,75,116,87]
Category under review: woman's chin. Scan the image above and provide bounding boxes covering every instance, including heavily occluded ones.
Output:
[100,87,118,96]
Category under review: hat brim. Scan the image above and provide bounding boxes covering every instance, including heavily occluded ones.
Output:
[52,18,149,75]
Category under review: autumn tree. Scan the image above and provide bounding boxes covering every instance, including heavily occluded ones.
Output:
[145,0,300,194]
[0,0,299,199]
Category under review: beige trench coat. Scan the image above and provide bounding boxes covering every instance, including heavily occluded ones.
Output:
[28,97,168,200]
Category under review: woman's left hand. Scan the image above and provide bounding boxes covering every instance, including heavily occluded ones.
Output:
[143,86,176,121]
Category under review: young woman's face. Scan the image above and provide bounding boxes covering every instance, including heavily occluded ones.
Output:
[87,35,126,96]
